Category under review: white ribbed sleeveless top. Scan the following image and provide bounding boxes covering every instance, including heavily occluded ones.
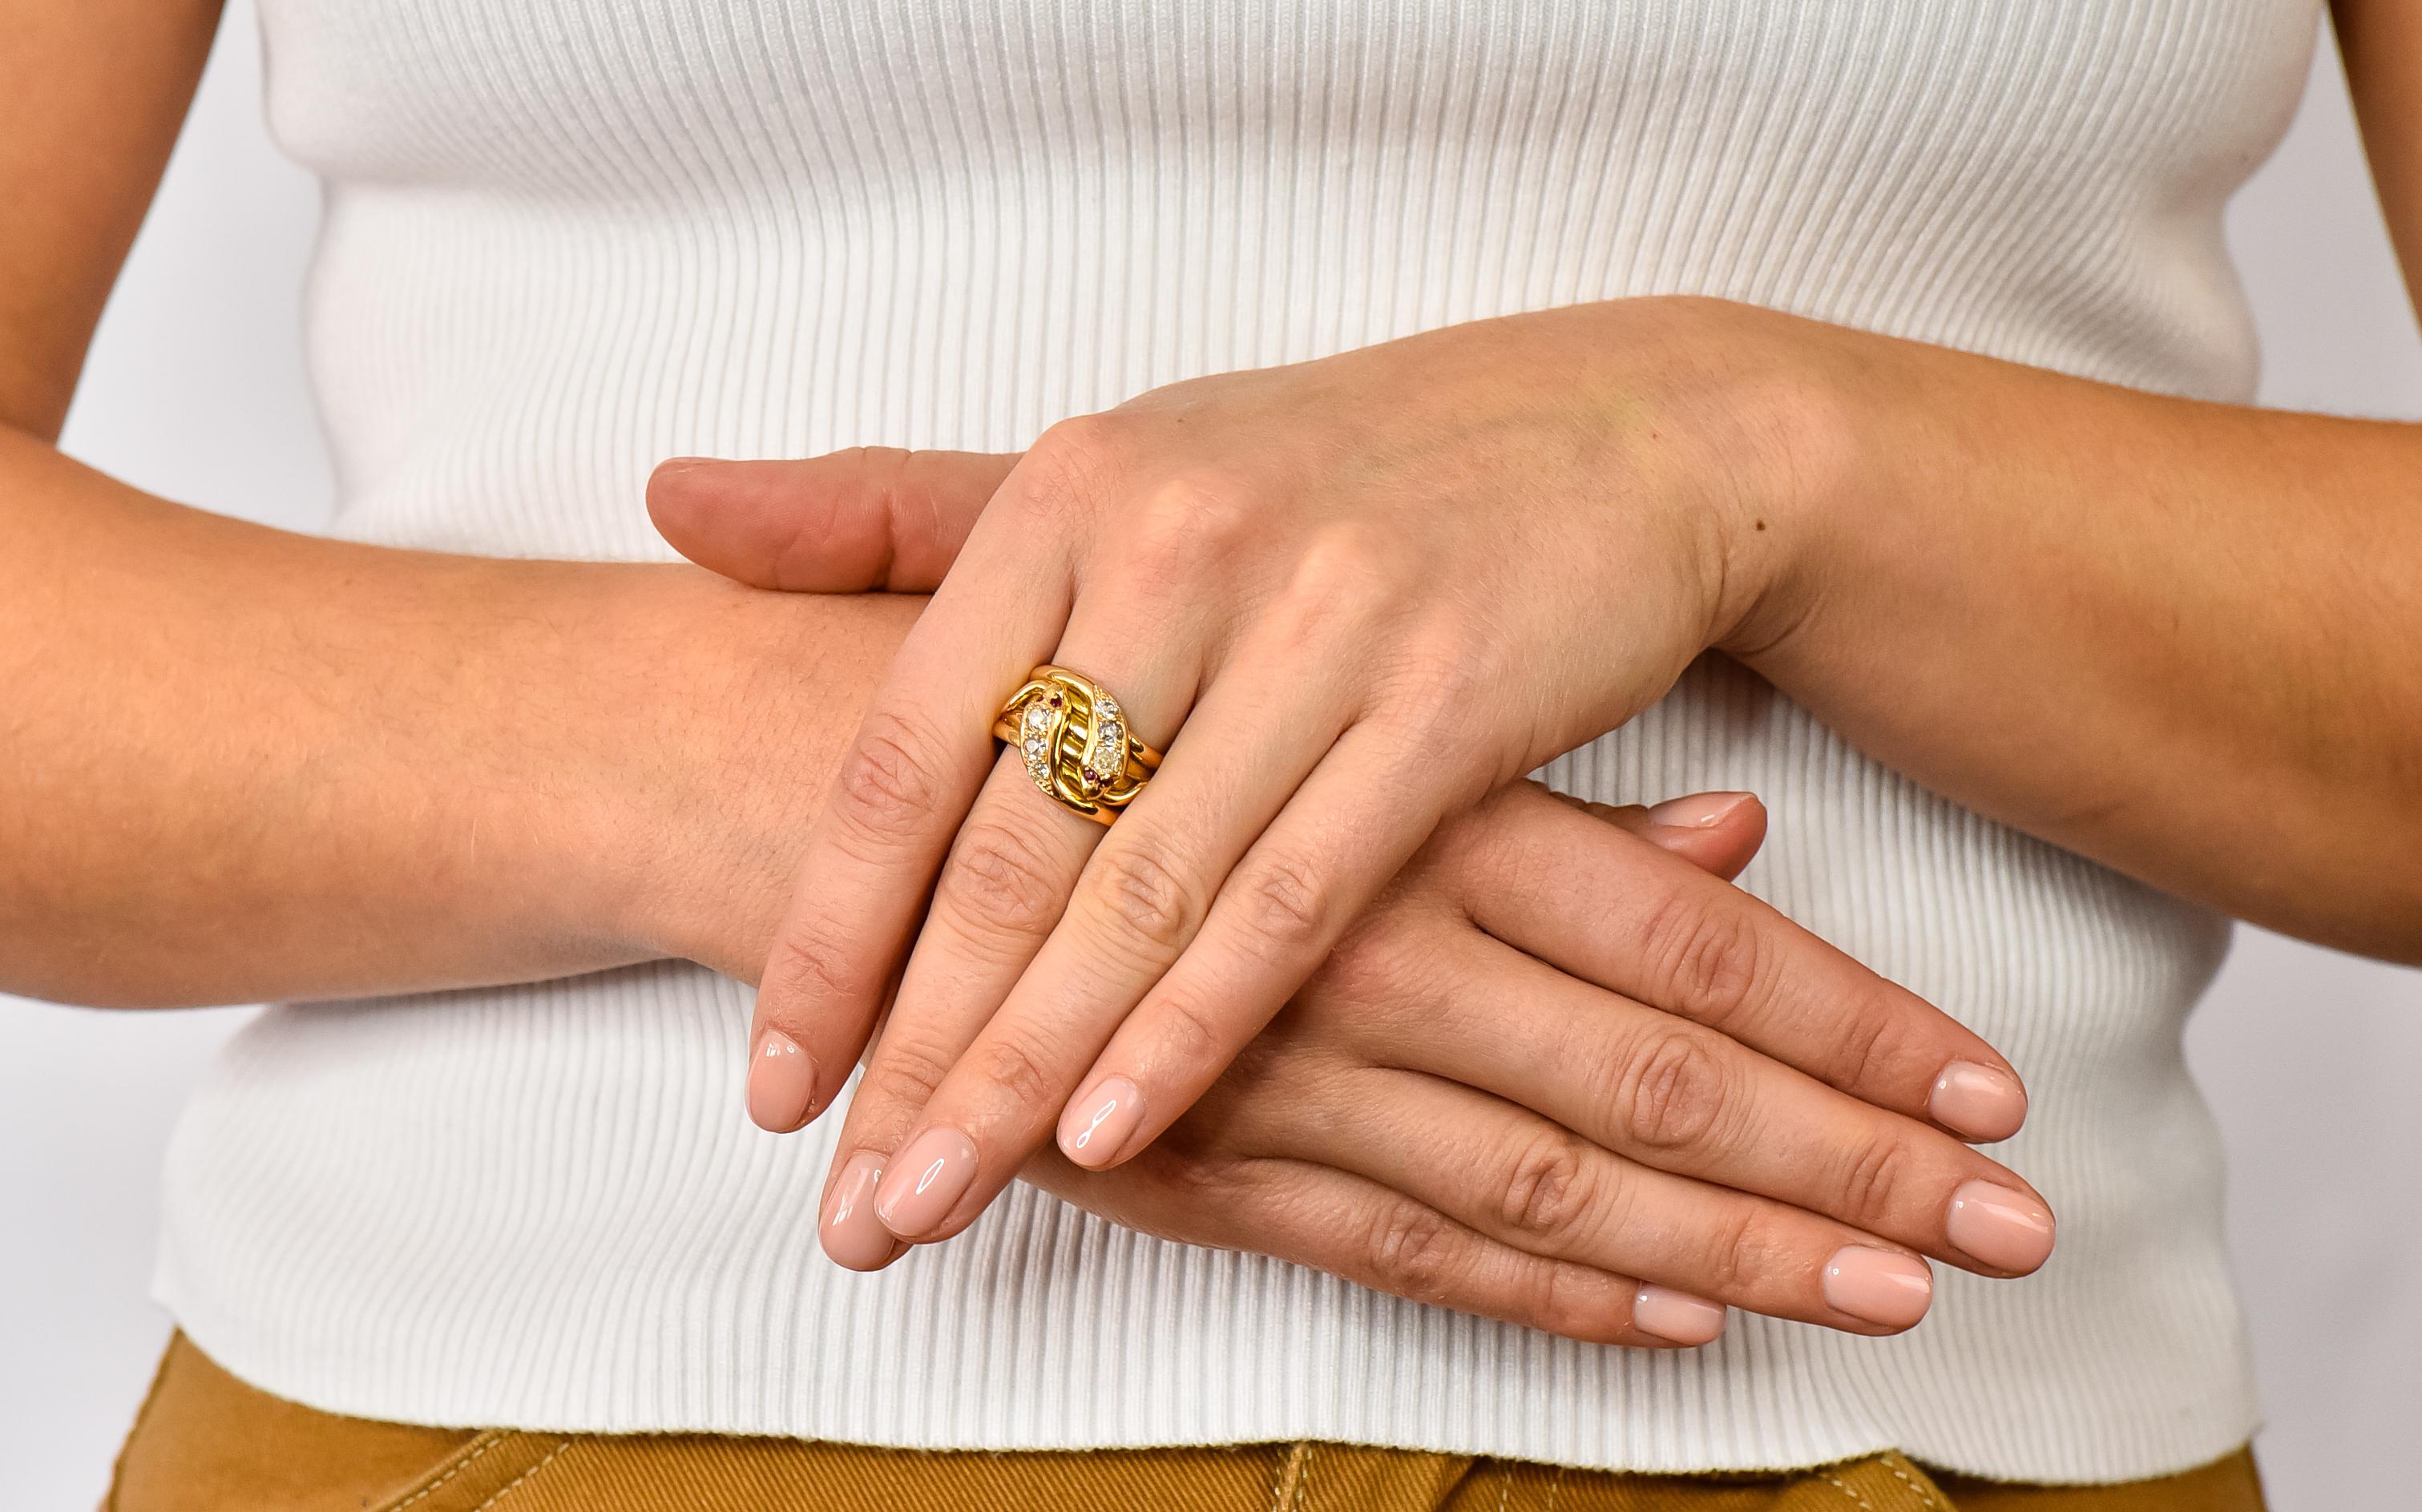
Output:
[157,0,2319,1482]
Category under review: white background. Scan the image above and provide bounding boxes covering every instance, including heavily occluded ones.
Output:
[3,6,2418,1506]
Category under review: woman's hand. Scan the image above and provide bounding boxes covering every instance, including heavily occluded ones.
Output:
[1004,783,2055,1344]
[652,447,2055,1343]
[663,298,1827,1254]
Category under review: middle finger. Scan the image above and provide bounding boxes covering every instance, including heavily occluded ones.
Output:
[1347,932,2057,1278]
[1246,1055,1939,1334]
[864,620,1372,1243]
[814,598,1205,1267]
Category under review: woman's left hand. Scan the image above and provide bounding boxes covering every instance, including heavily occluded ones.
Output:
[689,296,1814,1248]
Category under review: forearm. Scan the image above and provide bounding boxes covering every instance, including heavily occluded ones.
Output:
[1726,309,2422,959]
[0,427,916,1006]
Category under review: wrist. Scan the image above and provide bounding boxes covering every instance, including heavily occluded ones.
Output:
[594,569,920,982]
[1635,296,1871,663]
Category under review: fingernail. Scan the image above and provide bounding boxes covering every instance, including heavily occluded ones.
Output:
[1058,1077,1145,1169]
[745,1028,820,1132]
[1645,792,1755,829]
[1931,1060,2028,1142]
[1633,1284,1727,1346]
[1945,1179,2057,1273]
[820,1152,902,1271]
[1822,1247,1933,1329]
[874,1127,979,1238]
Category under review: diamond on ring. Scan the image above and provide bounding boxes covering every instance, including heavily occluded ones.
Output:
[989,665,1165,825]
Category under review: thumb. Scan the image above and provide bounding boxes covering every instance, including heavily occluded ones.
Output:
[647,446,1019,592]
[1562,790,1767,881]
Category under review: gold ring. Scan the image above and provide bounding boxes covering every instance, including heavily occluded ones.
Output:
[991,664,1164,825]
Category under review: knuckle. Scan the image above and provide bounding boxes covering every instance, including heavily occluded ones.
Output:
[1690,1203,1762,1296]
[1278,522,1403,629]
[941,816,1065,943]
[1496,1128,1600,1244]
[834,708,951,845]
[1522,1259,1585,1337]
[858,1035,955,1115]
[1301,910,1454,1046]
[1231,849,1333,959]
[1018,415,1126,519]
[1122,471,1259,590]
[1364,1200,1462,1300]
[1637,890,1768,1030]
[970,1030,1061,1111]
[1422,797,1526,902]
[1213,1031,1296,1098]
[1613,1025,1733,1154]
[1835,1135,1916,1226]
[1081,841,1204,961]
[1152,1145,1249,1202]
[1308,916,1404,1004]
[1377,621,1491,744]
[1028,412,1121,474]
[1820,994,1907,1095]
[843,444,911,496]
[764,929,862,1005]
[1143,990,1233,1068]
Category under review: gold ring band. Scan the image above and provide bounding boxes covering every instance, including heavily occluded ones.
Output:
[992,664,1164,825]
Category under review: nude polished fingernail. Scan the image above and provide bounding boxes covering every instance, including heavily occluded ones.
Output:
[745,1028,819,1132]
[820,1153,901,1271]
[1633,1284,1727,1346]
[1645,791,1756,829]
[1931,1060,2028,1142]
[1058,1077,1145,1169]
[1823,1247,1933,1329]
[875,1127,979,1237]
[1946,1180,2057,1274]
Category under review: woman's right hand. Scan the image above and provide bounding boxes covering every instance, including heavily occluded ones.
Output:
[1006,780,2055,1344]
[653,455,2054,1345]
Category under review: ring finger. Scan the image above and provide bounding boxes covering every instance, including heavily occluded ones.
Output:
[862,619,1370,1244]
[815,603,1202,1267]
[1374,936,2054,1277]
[1025,1146,1724,1349]
[1253,1061,1939,1334]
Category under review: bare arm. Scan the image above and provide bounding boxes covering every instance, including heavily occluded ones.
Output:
[1635,0,2422,973]
[0,0,914,1006]
[1711,4,2422,964]
[1728,308,2422,962]
[2339,0,2422,320]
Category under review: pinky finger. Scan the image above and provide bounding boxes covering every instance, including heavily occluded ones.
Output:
[1027,1147,1725,1349]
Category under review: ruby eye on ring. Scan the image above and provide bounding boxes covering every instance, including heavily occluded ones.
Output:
[991,665,1164,825]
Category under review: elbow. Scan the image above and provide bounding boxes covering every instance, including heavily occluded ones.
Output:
[0,928,196,1011]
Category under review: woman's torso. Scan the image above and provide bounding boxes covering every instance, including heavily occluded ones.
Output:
[158,0,2315,1480]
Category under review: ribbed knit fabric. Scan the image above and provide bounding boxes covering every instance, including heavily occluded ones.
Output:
[158,0,2319,1483]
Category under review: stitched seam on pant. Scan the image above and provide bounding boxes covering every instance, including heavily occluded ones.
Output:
[102,1339,182,1512]
[467,1438,574,1512]
[1496,1463,1512,1512]
[1823,1474,1879,1511]
[1270,1444,1310,1512]
[1294,1443,1316,1512]
[377,1432,513,1512]
[1883,1462,1948,1512]
[1544,1466,1565,1512]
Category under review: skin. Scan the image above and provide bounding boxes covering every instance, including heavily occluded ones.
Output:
[1035,785,1932,1344]
[707,14,2422,1268]
[0,0,2412,1344]
[658,460,2057,1335]
[735,321,2422,1264]
[0,0,2041,1344]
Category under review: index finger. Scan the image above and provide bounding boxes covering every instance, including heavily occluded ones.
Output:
[1458,792,2029,1143]
[741,469,1071,1131]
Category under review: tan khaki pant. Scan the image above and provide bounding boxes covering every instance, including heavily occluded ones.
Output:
[108,1335,2266,1512]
